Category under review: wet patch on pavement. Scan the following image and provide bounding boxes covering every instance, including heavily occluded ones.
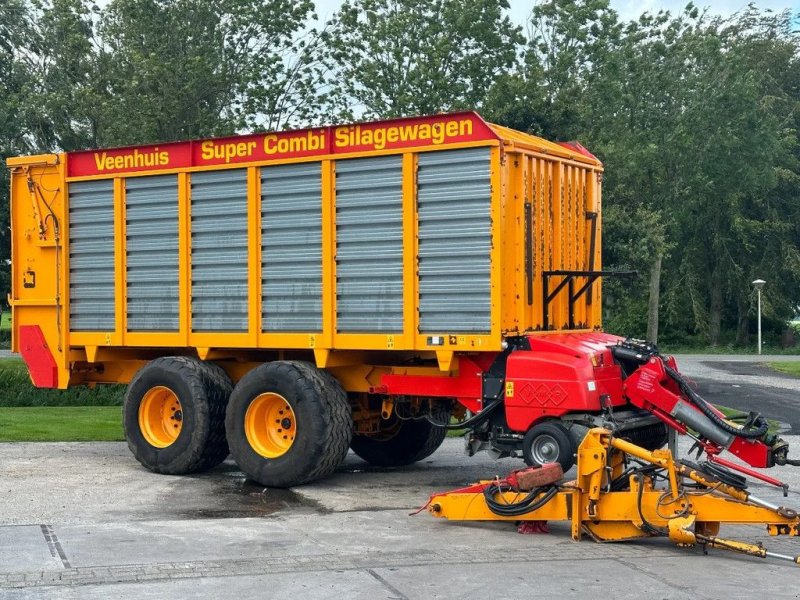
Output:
[161,466,329,520]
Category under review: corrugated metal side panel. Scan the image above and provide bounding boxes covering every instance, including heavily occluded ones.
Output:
[68,180,115,331]
[418,148,491,333]
[335,156,403,333]
[190,170,248,332]
[261,163,322,332]
[125,175,179,331]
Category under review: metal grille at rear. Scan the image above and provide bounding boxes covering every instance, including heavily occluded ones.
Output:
[68,180,115,331]
[190,170,249,332]
[125,175,179,331]
[335,156,403,333]
[261,163,322,332]
[417,148,492,333]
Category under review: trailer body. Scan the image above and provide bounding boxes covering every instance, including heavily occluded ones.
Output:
[9,112,603,389]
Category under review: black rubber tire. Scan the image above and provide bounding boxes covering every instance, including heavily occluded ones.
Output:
[350,404,450,467]
[522,421,576,472]
[123,356,229,475]
[225,361,352,488]
[193,361,234,471]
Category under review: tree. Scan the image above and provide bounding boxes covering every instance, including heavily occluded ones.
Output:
[662,9,799,345]
[0,0,36,307]
[322,0,523,120]
[37,0,326,148]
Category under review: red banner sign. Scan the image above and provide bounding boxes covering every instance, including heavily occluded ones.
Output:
[67,112,498,178]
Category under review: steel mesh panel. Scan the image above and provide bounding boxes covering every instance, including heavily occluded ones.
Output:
[68,179,115,331]
[335,156,404,333]
[261,163,323,332]
[125,175,179,331]
[190,169,249,332]
[417,148,492,333]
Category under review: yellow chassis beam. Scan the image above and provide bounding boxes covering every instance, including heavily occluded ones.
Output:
[428,428,800,565]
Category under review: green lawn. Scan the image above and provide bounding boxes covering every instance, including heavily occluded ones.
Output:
[0,312,9,330]
[0,406,123,441]
[767,361,800,377]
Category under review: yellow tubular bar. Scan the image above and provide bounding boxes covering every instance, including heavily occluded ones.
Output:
[428,428,800,566]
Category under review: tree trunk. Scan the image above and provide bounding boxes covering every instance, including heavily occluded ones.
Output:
[735,295,749,347]
[647,254,662,344]
[709,271,722,346]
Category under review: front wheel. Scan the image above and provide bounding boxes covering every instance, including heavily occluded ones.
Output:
[522,421,576,473]
[225,361,352,488]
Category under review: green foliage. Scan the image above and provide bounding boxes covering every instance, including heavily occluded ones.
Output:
[0,358,124,406]
[0,406,123,441]
[321,0,523,119]
[0,311,8,347]
[500,2,800,346]
[0,0,798,350]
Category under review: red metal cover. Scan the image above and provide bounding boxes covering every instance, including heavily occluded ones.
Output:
[18,325,58,388]
[66,112,498,178]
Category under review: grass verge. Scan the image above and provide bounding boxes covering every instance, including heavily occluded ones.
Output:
[0,358,124,407]
[0,406,123,441]
[662,345,800,355]
[716,404,781,434]
[766,361,800,377]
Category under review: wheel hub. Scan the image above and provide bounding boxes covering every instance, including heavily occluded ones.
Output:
[244,393,297,458]
[531,433,560,464]
[138,386,183,448]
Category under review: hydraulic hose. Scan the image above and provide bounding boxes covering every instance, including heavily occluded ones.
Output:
[425,396,503,430]
[663,364,768,439]
[483,482,560,517]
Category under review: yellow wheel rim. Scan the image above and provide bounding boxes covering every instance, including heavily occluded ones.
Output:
[138,386,183,448]
[245,393,297,458]
[139,385,183,448]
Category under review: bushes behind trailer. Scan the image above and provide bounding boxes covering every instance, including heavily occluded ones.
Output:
[0,358,124,407]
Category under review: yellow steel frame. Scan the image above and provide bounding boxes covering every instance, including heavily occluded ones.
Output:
[428,428,800,565]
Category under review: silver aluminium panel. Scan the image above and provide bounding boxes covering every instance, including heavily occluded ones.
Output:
[417,148,492,333]
[335,156,403,333]
[190,169,249,332]
[68,180,115,331]
[261,163,323,332]
[125,175,179,331]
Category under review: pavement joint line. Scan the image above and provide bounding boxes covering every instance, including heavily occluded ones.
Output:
[367,568,409,600]
[0,548,687,590]
[39,524,71,569]
[611,557,716,600]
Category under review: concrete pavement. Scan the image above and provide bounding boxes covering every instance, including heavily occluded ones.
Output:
[1,354,800,598]
[1,436,799,599]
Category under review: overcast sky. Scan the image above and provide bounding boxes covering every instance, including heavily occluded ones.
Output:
[312,0,799,24]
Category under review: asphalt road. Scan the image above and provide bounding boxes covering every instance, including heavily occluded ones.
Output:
[673,355,800,433]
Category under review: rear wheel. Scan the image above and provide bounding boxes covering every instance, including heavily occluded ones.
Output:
[350,403,450,467]
[522,421,576,472]
[225,361,352,487]
[123,356,229,475]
